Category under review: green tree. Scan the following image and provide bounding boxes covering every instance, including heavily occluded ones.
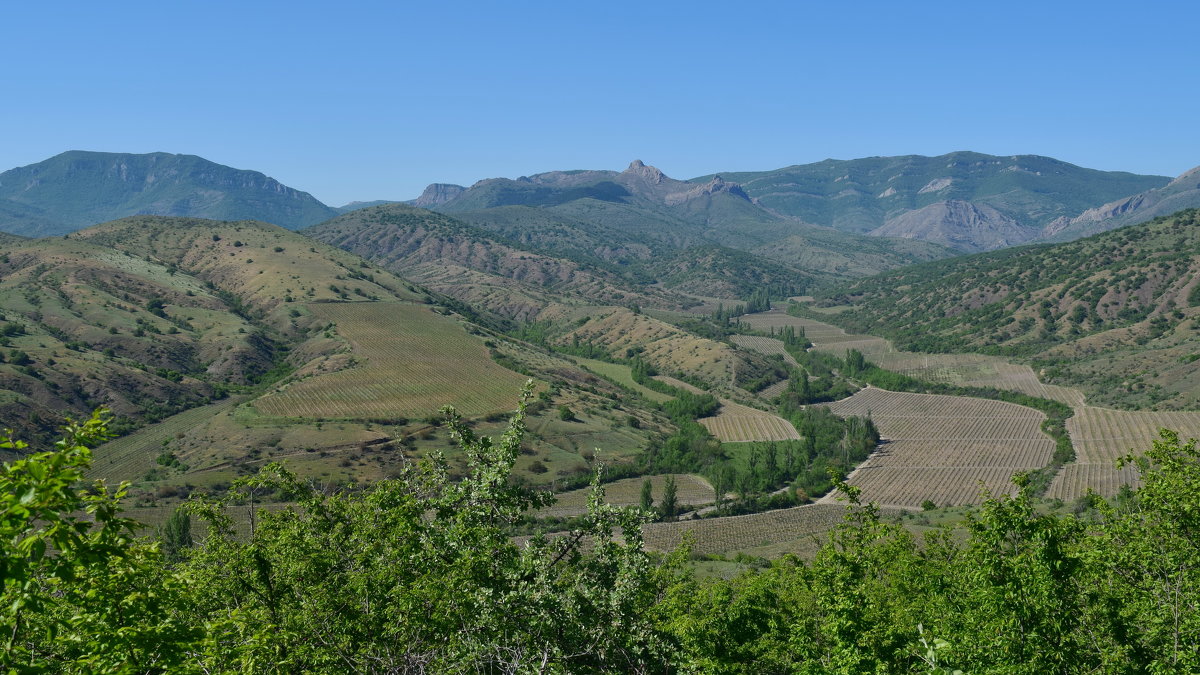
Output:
[660,474,679,520]
[640,477,654,512]
[160,506,192,562]
[0,410,197,672]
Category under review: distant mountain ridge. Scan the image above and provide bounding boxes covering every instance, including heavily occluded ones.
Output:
[1041,165,1200,241]
[1,150,1184,256]
[415,153,1171,254]
[0,151,339,236]
[690,151,1171,251]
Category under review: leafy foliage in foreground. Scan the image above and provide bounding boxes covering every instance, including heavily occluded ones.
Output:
[3,400,1200,672]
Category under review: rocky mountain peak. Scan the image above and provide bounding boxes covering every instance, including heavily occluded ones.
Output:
[663,175,751,205]
[623,159,666,184]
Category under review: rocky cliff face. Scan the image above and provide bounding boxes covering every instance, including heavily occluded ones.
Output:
[869,200,1039,253]
[664,176,752,206]
[412,183,466,208]
[1040,166,1200,241]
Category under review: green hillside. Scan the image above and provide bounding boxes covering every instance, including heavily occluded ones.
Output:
[0,151,339,236]
[813,208,1200,408]
[695,151,1170,235]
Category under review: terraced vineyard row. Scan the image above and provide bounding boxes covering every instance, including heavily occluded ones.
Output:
[699,401,801,442]
[820,388,1053,507]
[1047,405,1200,499]
[1068,406,1200,462]
[642,503,848,555]
[1046,463,1142,501]
[253,303,528,420]
[538,473,714,518]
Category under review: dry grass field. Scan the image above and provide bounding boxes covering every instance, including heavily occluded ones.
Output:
[537,473,714,518]
[820,387,1054,507]
[698,400,800,442]
[1046,406,1200,499]
[252,302,528,420]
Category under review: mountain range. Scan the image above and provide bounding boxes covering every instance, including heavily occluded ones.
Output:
[2,151,1195,258]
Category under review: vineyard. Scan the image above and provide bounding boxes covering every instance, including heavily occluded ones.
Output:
[88,398,243,484]
[252,302,528,420]
[729,335,800,368]
[869,351,1085,407]
[699,400,801,442]
[742,309,1085,406]
[537,473,714,518]
[741,309,892,355]
[642,503,849,556]
[820,387,1054,507]
[1047,405,1200,499]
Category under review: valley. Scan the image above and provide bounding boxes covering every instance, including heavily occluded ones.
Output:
[2,153,1199,563]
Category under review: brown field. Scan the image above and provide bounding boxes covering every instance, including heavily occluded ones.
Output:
[870,351,1085,407]
[642,503,849,556]
[699,400,801,442]
[252,302,529,420]
[820,387,1054,507]
[537,473,715,518]
[1047,406,1200,499]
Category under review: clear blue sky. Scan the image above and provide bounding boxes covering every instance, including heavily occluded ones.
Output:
[3,1,1197,205]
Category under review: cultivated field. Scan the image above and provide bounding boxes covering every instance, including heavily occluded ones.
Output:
[88,397,243,483]
[820,387,1054,507]
[252,302,528,419]
[699,400,801,442]
[642,503,849,556]
[869,351,1085,407]
[653,375,704,394]
[743,309,1085,407]
[740,309,892,355]
[730,335,800,368]
[1046,405,1200,499]
[537,473,715,518]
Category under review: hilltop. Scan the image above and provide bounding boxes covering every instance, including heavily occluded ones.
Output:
[0,151,339,236]
[813,208,1200,409]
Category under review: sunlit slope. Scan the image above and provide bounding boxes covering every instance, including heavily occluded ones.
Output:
[816,209,1200,409]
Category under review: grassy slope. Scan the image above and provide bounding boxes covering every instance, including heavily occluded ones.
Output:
[814,209,1200,409]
